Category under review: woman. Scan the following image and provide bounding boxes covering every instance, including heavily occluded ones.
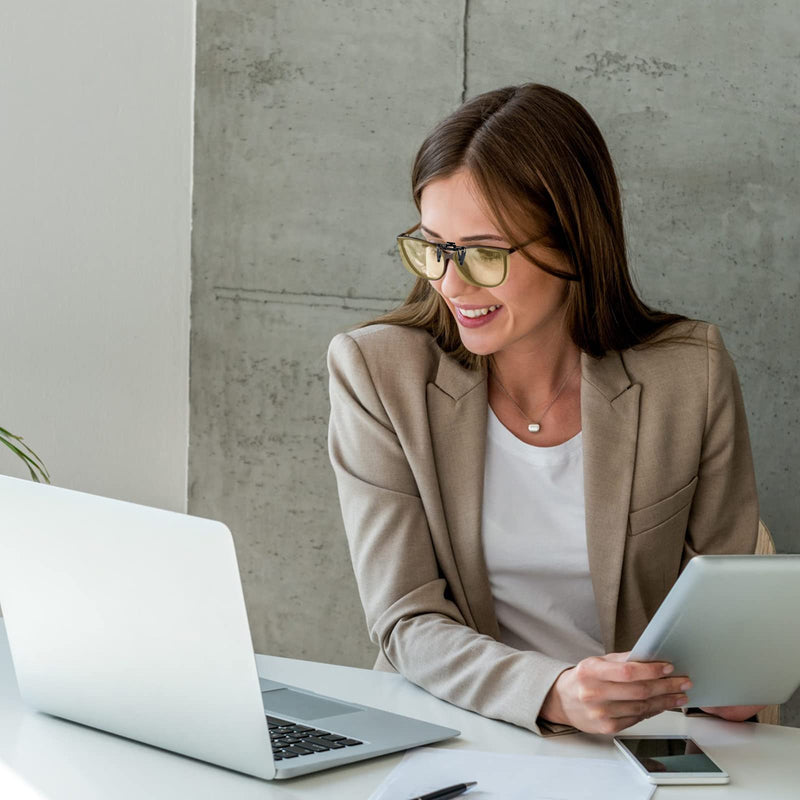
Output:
[327,83,763,735]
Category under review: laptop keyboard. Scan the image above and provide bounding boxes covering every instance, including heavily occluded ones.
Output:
[267,715,363,761]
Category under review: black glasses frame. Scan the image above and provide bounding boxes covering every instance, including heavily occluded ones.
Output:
[396,222,542,287]
[397,222,534,264]
[396,222,581,286]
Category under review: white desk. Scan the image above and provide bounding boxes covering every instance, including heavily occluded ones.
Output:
[0,623,796,799]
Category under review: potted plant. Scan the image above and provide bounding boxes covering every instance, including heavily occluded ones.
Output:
[0,427,49,483]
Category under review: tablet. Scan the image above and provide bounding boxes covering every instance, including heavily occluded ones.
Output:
[627,555,800,707]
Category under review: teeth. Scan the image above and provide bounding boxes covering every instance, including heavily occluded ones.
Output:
[460,305,499,318]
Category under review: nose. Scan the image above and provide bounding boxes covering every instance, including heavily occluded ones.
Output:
[438,253,472,297]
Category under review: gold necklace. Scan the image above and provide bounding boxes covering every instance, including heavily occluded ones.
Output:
[489,356,580,434]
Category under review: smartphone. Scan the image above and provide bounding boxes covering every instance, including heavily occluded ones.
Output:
[613,735,729,785]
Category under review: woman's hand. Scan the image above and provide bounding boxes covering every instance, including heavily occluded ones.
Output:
[699,705,766,721]
[540,652,691,734]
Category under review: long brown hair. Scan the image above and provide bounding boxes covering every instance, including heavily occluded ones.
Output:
[362,83,686,369]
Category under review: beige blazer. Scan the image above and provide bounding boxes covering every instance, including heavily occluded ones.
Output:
[327,320,758,735]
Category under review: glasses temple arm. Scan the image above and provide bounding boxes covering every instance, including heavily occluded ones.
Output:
[398,222,422,237]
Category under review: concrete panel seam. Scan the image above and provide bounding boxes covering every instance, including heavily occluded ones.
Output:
[460,0,469,103]
[214,286,399,313]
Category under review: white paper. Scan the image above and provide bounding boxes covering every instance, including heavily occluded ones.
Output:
[367,748,656,800]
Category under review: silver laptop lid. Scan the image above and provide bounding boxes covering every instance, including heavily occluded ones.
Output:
[0,476,275,780]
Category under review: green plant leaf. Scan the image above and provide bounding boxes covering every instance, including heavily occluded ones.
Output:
[0,431,50,483]
[0,428,50,480]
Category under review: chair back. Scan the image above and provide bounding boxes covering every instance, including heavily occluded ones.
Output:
[755,520,781,726]
[755,519,777,555]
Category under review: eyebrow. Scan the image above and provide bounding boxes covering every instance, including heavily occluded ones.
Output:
[420,225,506,244]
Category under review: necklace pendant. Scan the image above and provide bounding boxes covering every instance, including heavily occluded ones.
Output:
[528,423,541,433]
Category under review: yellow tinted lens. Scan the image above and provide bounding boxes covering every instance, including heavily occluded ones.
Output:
[424,243,442,278]
[461,247,506,287]
[398,238,442,279]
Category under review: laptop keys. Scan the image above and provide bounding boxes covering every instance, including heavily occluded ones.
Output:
[266,714,363,758]
[301,741,330,752]
[283,744,315,755]
[307,736,343,749]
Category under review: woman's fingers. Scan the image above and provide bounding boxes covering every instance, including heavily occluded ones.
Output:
[542,653,691,734]
[605,692,690,719]
[594,676,692,702]
[581,653,678,684]
[699,704,765,721]
[574,655,690,729]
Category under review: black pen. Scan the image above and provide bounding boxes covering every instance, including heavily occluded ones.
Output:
[409,781,478,800]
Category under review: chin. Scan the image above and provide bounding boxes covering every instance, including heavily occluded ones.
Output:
[458,333,500,357]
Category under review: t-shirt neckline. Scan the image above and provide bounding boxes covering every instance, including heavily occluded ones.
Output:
[487,405,582,465]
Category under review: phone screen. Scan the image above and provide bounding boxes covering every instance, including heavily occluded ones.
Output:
[617,737,724,774]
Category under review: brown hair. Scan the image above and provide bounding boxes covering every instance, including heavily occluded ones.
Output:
[361,83,687,369]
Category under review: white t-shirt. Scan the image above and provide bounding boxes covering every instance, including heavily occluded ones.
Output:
[481,406,605,664]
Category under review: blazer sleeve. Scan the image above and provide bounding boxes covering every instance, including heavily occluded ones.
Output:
[682,324,759,568]
[327,332,575,736]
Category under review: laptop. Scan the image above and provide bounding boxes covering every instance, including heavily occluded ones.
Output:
[0,475,458,780]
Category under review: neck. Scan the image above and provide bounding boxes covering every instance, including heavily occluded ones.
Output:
[489,326,580,408]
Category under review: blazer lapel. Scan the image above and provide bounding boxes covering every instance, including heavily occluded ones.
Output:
[427,353,501,639]
[581,351,640,652]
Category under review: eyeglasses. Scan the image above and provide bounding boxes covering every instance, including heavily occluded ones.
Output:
[396,223,539,288]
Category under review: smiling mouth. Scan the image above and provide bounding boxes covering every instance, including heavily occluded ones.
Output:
[455,304,502,318]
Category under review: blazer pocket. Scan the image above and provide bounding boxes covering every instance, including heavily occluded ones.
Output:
[628,476,698,537]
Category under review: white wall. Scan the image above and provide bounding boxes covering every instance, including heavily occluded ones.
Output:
[0,1,194,511]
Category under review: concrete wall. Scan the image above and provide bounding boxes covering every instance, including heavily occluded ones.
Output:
[191,1,799,724]
[0,1,194,512]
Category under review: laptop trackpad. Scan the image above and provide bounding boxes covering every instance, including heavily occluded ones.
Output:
[262,688,360,720]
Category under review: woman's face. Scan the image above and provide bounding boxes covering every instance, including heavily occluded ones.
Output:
[420,168,571,358]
